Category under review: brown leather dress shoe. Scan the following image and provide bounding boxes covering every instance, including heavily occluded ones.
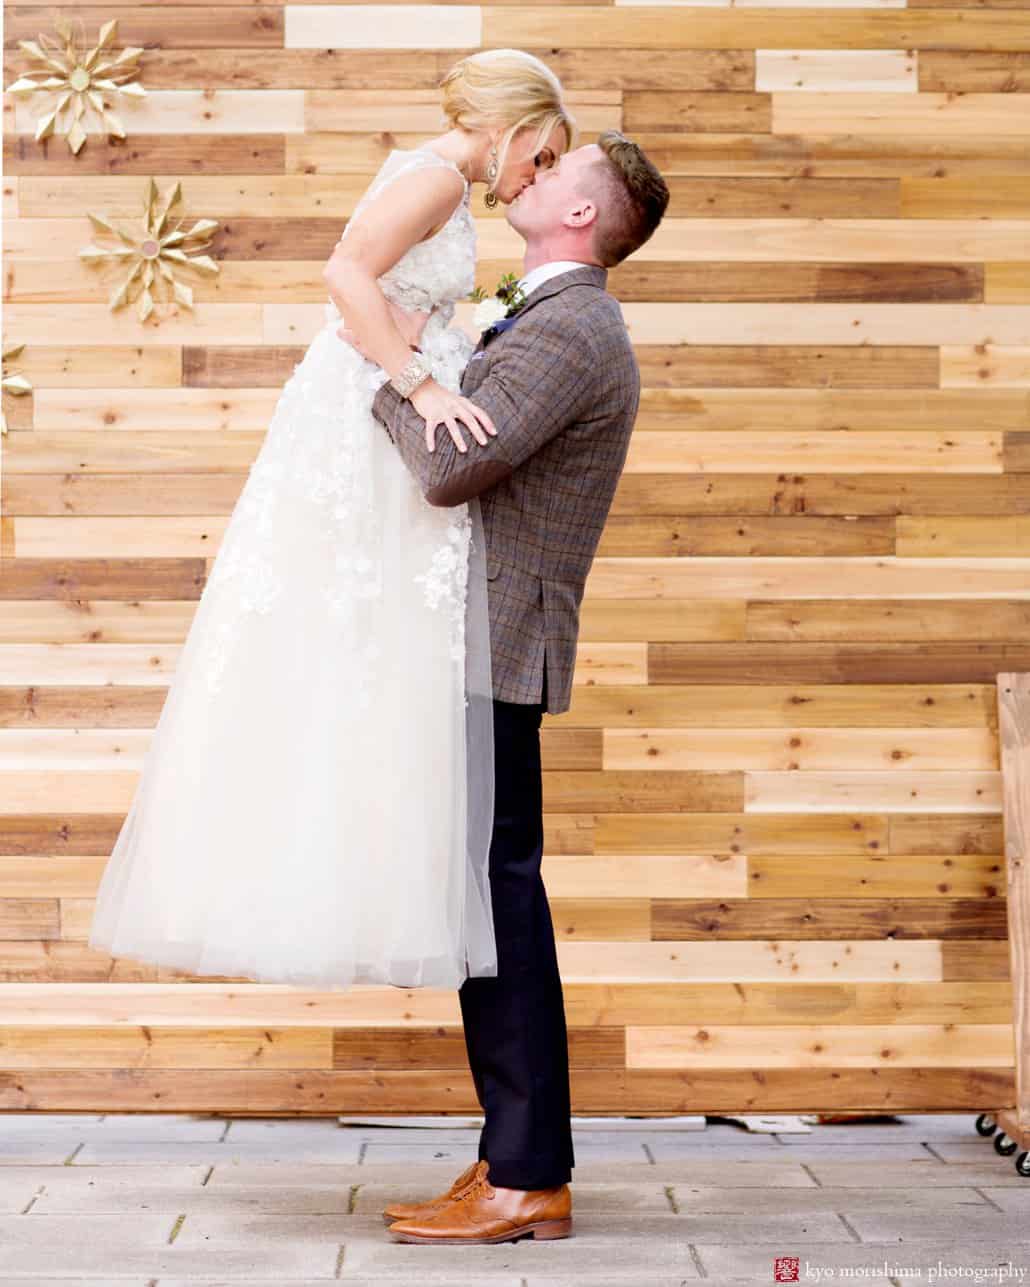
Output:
[387,1168,572,1244]
[381,1158,487,1226]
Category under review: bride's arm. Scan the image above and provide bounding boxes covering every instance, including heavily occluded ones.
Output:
[322,168,465,385]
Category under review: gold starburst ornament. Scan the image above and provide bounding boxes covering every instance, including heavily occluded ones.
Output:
[1,345,33,436]
[6,15,146,154]
[80,178,220,323]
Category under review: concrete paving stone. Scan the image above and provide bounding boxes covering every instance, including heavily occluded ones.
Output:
[845,1206,1030,1243]
[0,1280,155,1286]
[0,1242,339,1278]
[336,1212,703,1278]
[522,1281,693,1287]
[0,1165,206,1195]
[352,1181,672,1215]
[804,1161,1030,1187]
[980,1188,1030,1213]
[923,1139,1030,1163]
[772,1142,941,1162]
[359,1143,480,1166]
[73,1135,364,1165]
[672,1184,993,1214]
[773,1115,979,1144]
[0,1115,106,1132]
[0,1143,81,1165]
[161,1281,522,1287]
[226,1120,387,1144]
[695,1241,1030,1283]
[0,1212,176,1249]
[32,1183,351,1216]
[650,1139,933,1162]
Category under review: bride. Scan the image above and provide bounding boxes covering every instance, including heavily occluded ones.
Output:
[87,49,575,991]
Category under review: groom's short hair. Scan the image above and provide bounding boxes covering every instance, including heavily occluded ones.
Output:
[581,131,669,268]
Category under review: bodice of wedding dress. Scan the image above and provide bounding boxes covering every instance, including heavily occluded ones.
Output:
[323,147,479,370]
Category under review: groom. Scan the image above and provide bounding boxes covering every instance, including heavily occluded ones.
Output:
[368,130,668,1244]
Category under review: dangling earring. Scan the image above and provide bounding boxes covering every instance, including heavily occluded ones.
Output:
[484,143,499,209]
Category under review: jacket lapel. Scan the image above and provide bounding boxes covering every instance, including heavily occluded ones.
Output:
[471,265,609,357]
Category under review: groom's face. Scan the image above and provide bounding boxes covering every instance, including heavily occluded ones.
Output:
[505,143,603,241]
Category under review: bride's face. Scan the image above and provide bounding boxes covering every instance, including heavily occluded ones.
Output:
[490,124,568,206]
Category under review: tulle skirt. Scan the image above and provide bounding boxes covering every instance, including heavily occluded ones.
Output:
[87,308,498,990]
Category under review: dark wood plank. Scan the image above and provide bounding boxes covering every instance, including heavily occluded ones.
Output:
[605,262,983,303]
[597,515,895,557]
[0,1066,1013,1114]
[0,815,123,857]
[542,771,744,814]
[610,473,1030,518]
[649,643,1030,685]
[0,688,168,728]
[625,91,771,133]
[636,347,940,389]
[3,7,285,48]
[332,1026,625,1069]
[183,346,305,386]
[919,51,1030,91]
[0,559,206,600]
[889,814,1004,856]
[943,941,1011,981]
[3,133,285,175]
[652,898,1010,941]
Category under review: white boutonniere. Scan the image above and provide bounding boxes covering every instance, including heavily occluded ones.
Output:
[469,272,528,333]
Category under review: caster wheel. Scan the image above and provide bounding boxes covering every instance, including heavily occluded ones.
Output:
[994,1132,1018,1157]
[975,1114,997,1137]
[1015,1152,1030,1178]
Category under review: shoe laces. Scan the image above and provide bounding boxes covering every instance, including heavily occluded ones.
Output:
[455,1166,494,1203]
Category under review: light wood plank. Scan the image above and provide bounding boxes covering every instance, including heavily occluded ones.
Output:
[623,433,998,475]
[542,853,747,899]
[941,347,1030,388]
[603,728,998,772]
[745,770,1001,813]
[484,8,1030,51]
[10,91,306,135]
[3,305,264,347]
[285,4,483,48]
[756,50,916,93]
[555,940,942,982]
[897,516,1030,557]
[774,92,1030,137]
[584,557,1030,600]
[626,1023,1014,1068]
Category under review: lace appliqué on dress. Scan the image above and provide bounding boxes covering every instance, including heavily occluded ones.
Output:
[198,147,476,705]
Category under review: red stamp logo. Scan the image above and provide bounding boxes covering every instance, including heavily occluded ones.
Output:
[774,1257,800,1283]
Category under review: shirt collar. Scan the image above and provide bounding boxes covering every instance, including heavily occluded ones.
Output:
[517,260,594,300]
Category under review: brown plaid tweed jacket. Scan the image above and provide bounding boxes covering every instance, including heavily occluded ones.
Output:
[371,264,640,715]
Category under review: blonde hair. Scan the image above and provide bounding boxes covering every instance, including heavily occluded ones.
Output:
[439,49,577,197]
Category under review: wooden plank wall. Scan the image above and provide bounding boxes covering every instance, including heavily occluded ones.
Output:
[1,1,1028,1115]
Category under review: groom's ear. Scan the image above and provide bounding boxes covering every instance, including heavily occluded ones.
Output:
[564,198,597,231]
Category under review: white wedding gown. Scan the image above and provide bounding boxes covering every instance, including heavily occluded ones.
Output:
[87,147,498,990]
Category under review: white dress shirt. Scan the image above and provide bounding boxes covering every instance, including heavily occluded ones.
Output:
[517,260,592,299]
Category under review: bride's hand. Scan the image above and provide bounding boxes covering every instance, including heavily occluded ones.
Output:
[409,379,497,454]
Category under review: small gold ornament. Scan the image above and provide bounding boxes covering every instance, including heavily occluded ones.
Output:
[80,178,220,323]
[1,344,33,436]
[5,15,146,155]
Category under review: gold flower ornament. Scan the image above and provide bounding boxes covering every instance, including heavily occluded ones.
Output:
[80,178,220,323]
[5,15,146,154]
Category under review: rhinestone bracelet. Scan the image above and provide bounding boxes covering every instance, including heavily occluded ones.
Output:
[390,352,432,399]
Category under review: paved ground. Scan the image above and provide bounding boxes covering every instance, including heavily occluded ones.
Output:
[0,1112,1028,1282]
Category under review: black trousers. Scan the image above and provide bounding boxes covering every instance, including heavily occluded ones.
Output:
[458,667,575,1189]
